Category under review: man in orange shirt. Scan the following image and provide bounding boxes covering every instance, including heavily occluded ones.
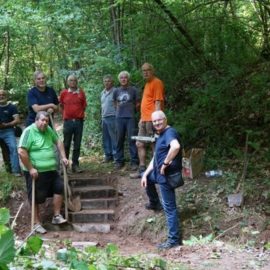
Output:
[130,63,165,179]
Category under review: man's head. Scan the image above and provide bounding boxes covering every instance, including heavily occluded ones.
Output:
[34,71,46,90]
[0,89,7,105]
[35,111,49,132]
[118,71,130,88]
[67,74,78,90]
[103,75,114,90]
[152,110,167,134]
[142,63,154,81]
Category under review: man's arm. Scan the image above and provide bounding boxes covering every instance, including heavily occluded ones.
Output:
[154,100,161,110]
[141,158,154,188]
[32,103,59,113]
[56,140,69,166]
[160,139,180,175]
[18,147,38,179]
[1,114,20,128]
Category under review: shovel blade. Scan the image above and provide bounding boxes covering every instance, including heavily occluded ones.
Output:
[68,195,81,212]
[227,193,244,207]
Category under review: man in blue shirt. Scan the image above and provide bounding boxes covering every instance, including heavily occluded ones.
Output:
[141,110,182,250]
[26,71,59,126]
[0,89,21,176]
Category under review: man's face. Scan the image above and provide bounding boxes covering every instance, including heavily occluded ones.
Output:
[68,77,78,89]
[119,75,129,87]
[0,90,7,105]
[152,114,167,134]
[142,64,154,81]
[36,115,49,132]
[35,73,46,89]
[103,78,113,90]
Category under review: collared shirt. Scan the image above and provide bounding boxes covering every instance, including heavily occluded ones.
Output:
[59,88,87,120]
[101,87,116,118]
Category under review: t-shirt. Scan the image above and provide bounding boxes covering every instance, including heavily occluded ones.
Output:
[18,123,58,172]
[113,86,139,118]
[26,86,59,126]
[101,88,116,118]
[59,88,87,120]
[141,77,165,121]
[0,103,19,130]
[154,127,182,182]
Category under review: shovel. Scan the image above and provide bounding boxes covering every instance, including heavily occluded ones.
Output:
[48,113,81,214]
[31,177,35,231]
[227,133,249,207]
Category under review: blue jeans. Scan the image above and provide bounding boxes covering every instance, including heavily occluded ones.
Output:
[102,116,117,161]
[0,128,21,173]
[146,172,181,244]
[63,119,84,166]
[115,117,138,165]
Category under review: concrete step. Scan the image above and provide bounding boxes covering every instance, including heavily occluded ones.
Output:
[69,176,117,188]
[72,185,117,199]
[81,197,118,209]
[69,209,115,223]
[72,223,111,233]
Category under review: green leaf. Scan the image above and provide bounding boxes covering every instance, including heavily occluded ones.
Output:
[105,243,118,254]
[0,229,15,265]
[26,236,43,254]
[70,259,89,270]
[0,208,10,225]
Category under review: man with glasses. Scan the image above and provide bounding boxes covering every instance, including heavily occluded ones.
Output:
[141,110,182,250]
[130,63,165,179]
[59,74,87,173]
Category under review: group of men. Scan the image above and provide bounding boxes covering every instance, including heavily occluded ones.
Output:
[0,62,183,249]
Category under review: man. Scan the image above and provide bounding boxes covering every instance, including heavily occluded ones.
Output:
[113,71,139,170]
[26,71,59,126]
[131,63,165,179]
[18,111,69,234]
[101,75,117,162]
[141,110,182,250]
[59,74,87,173]
[0,90,21,176]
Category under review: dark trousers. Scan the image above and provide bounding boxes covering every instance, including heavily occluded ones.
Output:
[63,119,83,166]
[115,117,138,165]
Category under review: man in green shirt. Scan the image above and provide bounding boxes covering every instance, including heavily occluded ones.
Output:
[18,111,69,234]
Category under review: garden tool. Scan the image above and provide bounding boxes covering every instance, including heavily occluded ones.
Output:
[31,177,35,231]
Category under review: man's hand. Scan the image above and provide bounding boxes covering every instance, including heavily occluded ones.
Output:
[62,158,69,166]
[141,174,147,188]
[47,107,54,114]
[29,168,38,180]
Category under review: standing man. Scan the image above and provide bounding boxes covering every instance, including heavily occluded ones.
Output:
[113,71,139,170]
[131,63,165,179]
[59,74,87,173]
[101,75,117,163]
[18,111,69,234]
[141,110,182,250]
[26,71,59,127]
[0,89,21,176]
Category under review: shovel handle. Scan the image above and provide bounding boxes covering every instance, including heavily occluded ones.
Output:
[31,178,35,231]
[62,162,69,221]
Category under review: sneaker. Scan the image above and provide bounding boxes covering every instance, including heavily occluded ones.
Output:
[114,163,124,170]
[33,224,47,234]
[145,202,163,211]
[156,241,180,250]
[72,165,83,173]
[52,214,67,225]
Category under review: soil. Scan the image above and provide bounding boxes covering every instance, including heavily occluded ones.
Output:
[7,165,270,270]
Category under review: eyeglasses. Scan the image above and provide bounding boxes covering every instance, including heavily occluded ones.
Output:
[152,118,164,124]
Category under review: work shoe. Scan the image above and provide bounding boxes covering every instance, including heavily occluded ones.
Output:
[72,165,83,173]
[130,166,146,179]
[102,157,113,163]
[145,202,163,211]
[129,163,138,171]
[156,241,180,250]
[33,224,47,234]
[52,214,67,225]
[114,163,124,170]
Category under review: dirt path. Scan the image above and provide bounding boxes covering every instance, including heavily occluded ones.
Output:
[8,168,270,270]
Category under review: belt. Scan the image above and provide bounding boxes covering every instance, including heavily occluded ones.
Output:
[64,119,83,122]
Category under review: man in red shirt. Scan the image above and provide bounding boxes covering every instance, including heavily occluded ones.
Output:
[130,63,165,178]
[59,75,87,173]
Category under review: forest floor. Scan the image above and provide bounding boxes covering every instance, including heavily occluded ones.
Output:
[7,160,270,270]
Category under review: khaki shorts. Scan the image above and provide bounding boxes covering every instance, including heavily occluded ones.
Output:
[138,121,154,137]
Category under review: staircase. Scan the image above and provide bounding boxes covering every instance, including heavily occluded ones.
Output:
[67,175,118,233]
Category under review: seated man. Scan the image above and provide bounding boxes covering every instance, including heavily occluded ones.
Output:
[18,111,69,234]
[0,89,21,176]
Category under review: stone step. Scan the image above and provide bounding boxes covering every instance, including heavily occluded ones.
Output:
[72,185,117,199]
[69,176,117,188]
[69,209,115,223]
[81,198,118,209]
